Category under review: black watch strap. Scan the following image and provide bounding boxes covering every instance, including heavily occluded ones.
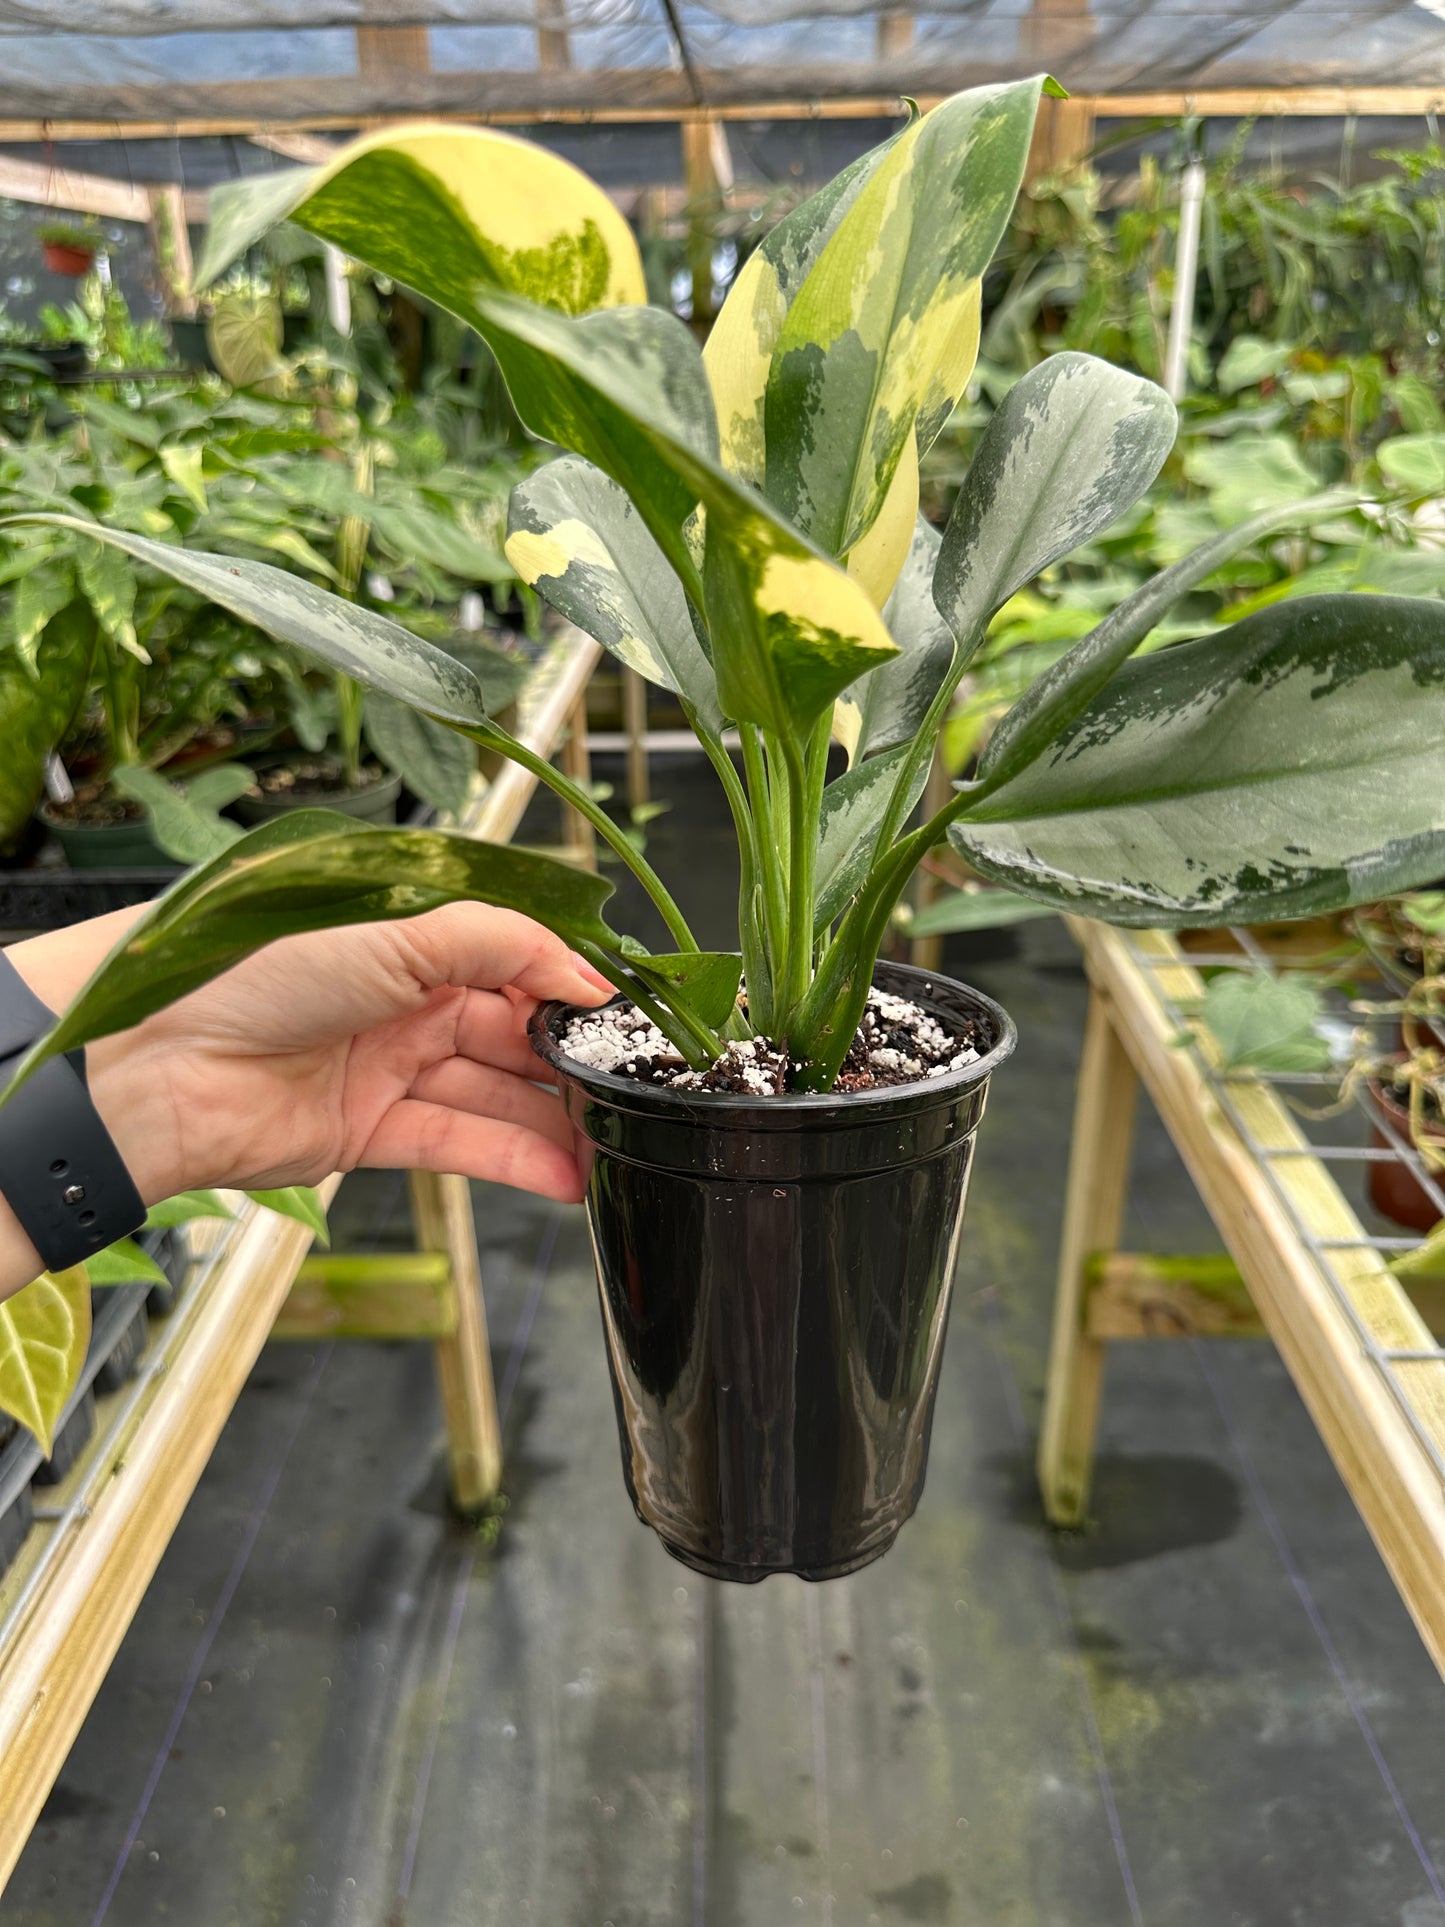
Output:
[0,950,146,1274]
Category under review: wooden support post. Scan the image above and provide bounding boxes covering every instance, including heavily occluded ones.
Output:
[145,183,195,317]
[1025,95,1097,184]
[876,10,914,60]
[680,116,732,330]
[1037,986,1140,1525]
[355,25,431,78]
[908,748,954,972]
[622,666,650,812]
[560,689,598,870]
[407,1170,502,1511]
[536,0,572,73]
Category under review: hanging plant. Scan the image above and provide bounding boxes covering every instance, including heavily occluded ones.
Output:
[37,220,101,278]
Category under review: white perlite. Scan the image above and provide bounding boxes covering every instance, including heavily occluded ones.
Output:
[558,986,980,1093]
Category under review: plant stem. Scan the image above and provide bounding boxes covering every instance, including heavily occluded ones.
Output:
[779,713,830,1030]
[689,710,763,1037]
[740,722,788,988]
[575,941,720,1068]
[465,723,701,954]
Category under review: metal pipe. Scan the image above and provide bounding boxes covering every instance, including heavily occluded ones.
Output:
[1163,157,1206,401]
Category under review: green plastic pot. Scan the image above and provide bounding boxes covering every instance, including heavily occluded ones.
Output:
[38,804,175,872]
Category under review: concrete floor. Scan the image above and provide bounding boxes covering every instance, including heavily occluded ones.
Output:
[5,758,1445,1927]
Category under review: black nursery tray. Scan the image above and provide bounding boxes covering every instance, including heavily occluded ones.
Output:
[0,865,177,938]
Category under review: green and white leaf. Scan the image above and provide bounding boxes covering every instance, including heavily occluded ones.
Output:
[0,813,733,1086]
[197,124,648,315]
[0,600,94,853]
[506,454,724,736]
[2,516,495,730]
[1377,434,1445,497]
[764,78,1046,558]
[950,594,1445,926]
[835,517,956,764]
[814,745,931,933]
[978,490,1356,789]
[12,555,77,672]
[0,1267,90,1454]
[933,352,1177,658]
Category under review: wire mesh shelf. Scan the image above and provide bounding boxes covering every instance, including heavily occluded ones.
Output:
[1118,921,1445,1490]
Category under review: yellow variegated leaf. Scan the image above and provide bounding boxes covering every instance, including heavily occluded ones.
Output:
[704,121,911,488]
[160,443,208,513]
[197,124,646,317]
[766,79,1040,558]
[0,1266,90,1454]
[704,247,785,486]
[832,694,863,761]
[845,429,919,609]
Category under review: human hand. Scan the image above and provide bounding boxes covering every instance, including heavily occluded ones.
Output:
[7,902,611,1211]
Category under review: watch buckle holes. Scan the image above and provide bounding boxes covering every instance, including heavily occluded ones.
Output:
[77,1209,96,1228]
[49,1159,68,1177]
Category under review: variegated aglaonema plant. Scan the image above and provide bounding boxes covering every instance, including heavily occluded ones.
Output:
[7,81,1445,1094]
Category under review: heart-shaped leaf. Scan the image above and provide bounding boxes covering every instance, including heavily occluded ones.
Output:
[0,1266,90,1453]
[951,594,1445,925]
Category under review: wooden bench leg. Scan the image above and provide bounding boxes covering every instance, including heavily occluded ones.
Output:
[560,688,597,871]
[408,1170,503,1511]
[622,666,650,812]
[1037,986,1140,1526]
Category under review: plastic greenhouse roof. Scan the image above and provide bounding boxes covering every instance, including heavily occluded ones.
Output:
[0,4,1441,123]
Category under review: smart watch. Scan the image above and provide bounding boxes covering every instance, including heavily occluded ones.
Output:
[0,949,146,1274]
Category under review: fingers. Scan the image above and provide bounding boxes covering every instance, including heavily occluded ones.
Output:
[397,902,613,1010]
[408,1056,576,1152]
[358,1098,586,1203]
[452,987,549,1080]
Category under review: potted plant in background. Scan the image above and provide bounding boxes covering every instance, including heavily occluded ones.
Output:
[9,92,1445,1582]
[37,220,101,280]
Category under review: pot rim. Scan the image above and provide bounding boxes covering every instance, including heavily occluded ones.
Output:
[530,958,1016,1120]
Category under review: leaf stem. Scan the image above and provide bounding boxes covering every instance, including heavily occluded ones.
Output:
[463,722,700,953]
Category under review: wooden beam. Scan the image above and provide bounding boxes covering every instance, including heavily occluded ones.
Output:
[250,129,338,165]
[1027,95,1096,182]
[0,151,149,223]
[0,86,1437,144]
[272,1252,455,1340]
[1086,1250,1445,1344]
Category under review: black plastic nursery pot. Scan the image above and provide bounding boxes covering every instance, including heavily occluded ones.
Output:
[530,960,1016,1584]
